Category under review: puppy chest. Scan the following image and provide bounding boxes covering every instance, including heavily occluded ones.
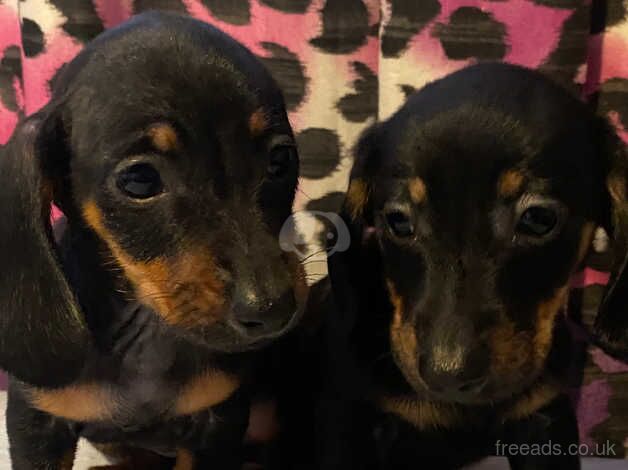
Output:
[25,368,240,425]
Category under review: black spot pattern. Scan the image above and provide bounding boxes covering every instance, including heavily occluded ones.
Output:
[597,78,628,129]
[381,0,441,57]
[590,0,627,35]
[310,0,369,54]
[400,84,416,98]
[258,42,307,112]
[306,191,345,213]
[260,0,312,14]
[531,0,583,8]
[201,0,250,25]
[21,18,44,58]
[336,62,377,123]
[0,46,22,113]
[296,128,341,179]
[539,4,590,87]
[134,0,188,14]
[49,0,104,43]
[433,7,508,61]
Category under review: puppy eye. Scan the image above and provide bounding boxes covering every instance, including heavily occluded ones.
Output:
[117,163,163,199]
[516,206,558,237]
[267,146,295,179]
[385,210,415,238]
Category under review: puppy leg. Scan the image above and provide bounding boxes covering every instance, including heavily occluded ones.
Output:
[503,394,580,470]
[89,444,173,470]
[176,390,250,470]
[6,381,78,470]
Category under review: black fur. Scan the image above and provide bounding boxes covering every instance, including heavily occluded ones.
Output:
[0,11,305,468]
[320,63,628,469]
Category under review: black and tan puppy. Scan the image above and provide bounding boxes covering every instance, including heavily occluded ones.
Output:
[0,11,306,469]
[323,63,628,469]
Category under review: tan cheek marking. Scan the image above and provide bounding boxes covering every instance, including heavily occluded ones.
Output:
[248,108,269,136]
[82,201,226,328]
[387,280,421,387]
[378,396,458,430]
[490,320,533,378]
[504,381,561,421]
[174,370,240,416]
[164,249,226,328]
[147,123,179,153]
[408,177,427,204]
[345,178,369,220]
[497,169,525,198]
[608,174,626,203]
[28,383,115,422]
[533,284,569,368]
[491,223,595,377]
[174,449,195,470]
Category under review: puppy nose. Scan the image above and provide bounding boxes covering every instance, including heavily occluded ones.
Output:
[419,346,488,395]
[230,291,296,339]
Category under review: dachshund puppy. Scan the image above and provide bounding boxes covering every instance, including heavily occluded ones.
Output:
[324,63,628,469]
[0,11,306,469]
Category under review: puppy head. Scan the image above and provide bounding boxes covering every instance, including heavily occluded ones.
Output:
[339,63,627,404]
[0,12,305,386]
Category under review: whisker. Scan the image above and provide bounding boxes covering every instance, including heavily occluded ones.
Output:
[299,249,327,263]
[302,260,328,266]
[297,187,314,201]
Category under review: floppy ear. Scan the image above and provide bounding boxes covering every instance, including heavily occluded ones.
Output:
[592,118,628,359]
[0,112,89,387]
[327,124,383,329]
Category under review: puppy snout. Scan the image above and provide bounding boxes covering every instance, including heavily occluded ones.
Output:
[419,344,488,397]
[229,290,297,339]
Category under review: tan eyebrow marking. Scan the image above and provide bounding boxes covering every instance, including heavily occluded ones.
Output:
[497,169,526,198]
[249,108,269,136]
[345,178,369,220]
[147,123,179,152]
[408,177,427,204]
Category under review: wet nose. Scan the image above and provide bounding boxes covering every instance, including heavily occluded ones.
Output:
[419,345,488,396]
[230,291,297,339]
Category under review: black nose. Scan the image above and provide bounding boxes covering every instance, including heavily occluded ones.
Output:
[419,346,488,396]
[230,291,297,339]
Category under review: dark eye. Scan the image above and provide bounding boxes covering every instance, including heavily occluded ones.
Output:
[267,146,295,179]
[117,163,163,199]
[516,206,558,237]
[385,210,415,238]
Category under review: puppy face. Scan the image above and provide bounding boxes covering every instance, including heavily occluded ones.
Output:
[67,14,307,351]
[345,63,620,405]
[0,12,307,386]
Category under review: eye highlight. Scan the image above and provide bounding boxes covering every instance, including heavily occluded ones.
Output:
[117,163,163,199]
